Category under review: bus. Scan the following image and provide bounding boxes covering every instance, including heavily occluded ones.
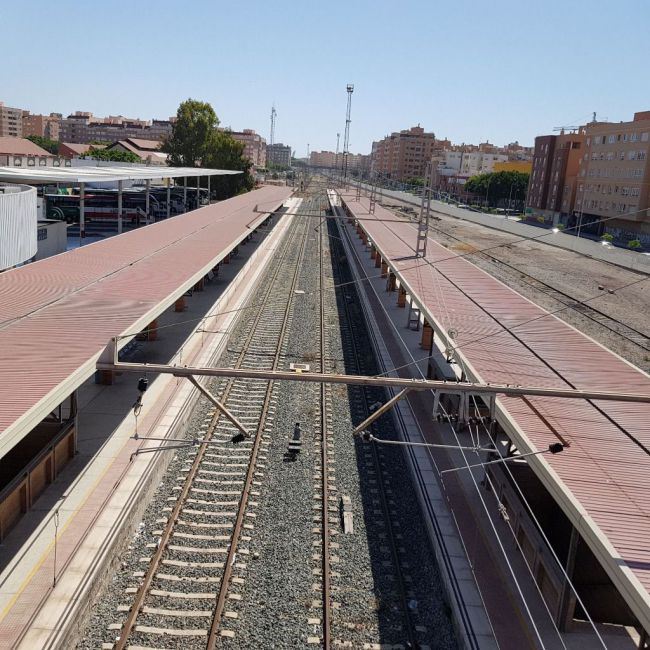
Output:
[44,187,209,225]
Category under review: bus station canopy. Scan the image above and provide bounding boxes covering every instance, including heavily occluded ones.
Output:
[0,165,241,185]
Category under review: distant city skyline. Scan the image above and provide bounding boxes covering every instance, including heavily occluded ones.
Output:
[2,0,649,155]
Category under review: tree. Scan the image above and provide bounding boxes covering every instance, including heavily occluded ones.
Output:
[464,171,530,207]
[80,147,141,163]
[26,134,59,155]
[162,99,255,199]
[162,99,220,166]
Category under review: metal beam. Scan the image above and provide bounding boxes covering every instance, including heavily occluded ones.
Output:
[352,388,411,435]
[96,352,650,404]
[186,375,250,437]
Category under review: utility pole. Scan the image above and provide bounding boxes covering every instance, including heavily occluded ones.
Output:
[335,132,340,177]
[343,84,354,182]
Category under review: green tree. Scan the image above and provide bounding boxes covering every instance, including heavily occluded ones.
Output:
[80,147,141,163]
[25,134,59,155]
[162,98,254,199]
[464,171,530,207]
[162,99,220,166]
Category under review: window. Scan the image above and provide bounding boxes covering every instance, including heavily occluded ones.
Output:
[631,132,638,142]
[27,157,35,167]
[642,132,649,142]
[620,151,625,160]
[629,151,637,160]
[608,134,616,144]
[39,158,46,166]
[638,151,647,160]
[13,156,22,166]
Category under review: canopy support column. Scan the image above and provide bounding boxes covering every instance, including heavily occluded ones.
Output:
[207,174,211,204]
[196,176,200,208]
[117,180,123,234]
[145,179,151,224]
[166,178,171,219]
[183,176,187,212]
[79,182,85,244]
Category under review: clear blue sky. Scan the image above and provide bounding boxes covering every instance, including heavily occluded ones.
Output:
[3,0,649,156]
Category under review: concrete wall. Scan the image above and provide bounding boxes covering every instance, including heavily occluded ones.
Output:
[35,220,68,260]
[0,184,37,270]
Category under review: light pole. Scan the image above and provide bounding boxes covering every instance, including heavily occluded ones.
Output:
[485,176,492,212]
[507,182,515,218]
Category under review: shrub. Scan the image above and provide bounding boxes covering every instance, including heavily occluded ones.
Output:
[536,216,545,224]
[628,239,642,249]
[601,233,614,242]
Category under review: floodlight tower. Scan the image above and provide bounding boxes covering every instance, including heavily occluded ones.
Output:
[342,84,354,181]
[270,104,277,147]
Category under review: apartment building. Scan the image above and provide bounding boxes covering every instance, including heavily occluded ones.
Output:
[267,143,292,168]
[575,112,650,242]
[22,112,61,140]
[371,126,437,181]
[526,131,585,222]
[226,129,266,167]
[310,150,337,168]
[0,102,23,137]
[59,112,173,144]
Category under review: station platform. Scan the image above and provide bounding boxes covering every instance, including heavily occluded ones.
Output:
[0,199,300,649]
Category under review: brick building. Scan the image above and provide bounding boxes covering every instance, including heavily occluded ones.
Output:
[22,112,61,141]
[526,131,585,223]
[371,126,437,181]
[226,129,266,168]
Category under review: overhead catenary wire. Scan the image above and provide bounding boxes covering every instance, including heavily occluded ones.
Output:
[337,203,611,647]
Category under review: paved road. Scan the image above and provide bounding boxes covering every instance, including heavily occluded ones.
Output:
[354,181,650,275]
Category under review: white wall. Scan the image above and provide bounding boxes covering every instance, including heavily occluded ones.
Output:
[0,184,37,270]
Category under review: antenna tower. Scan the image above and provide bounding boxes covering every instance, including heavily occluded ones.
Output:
[270,104,277,147]
[342,84,354,182]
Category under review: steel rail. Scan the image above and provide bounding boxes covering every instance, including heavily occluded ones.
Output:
[115,207,302,650]
[207,198,312,645]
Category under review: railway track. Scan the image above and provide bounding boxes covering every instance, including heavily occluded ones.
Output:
[328,214,422,647]
[113,203,310,649]
[317,199,333,648]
